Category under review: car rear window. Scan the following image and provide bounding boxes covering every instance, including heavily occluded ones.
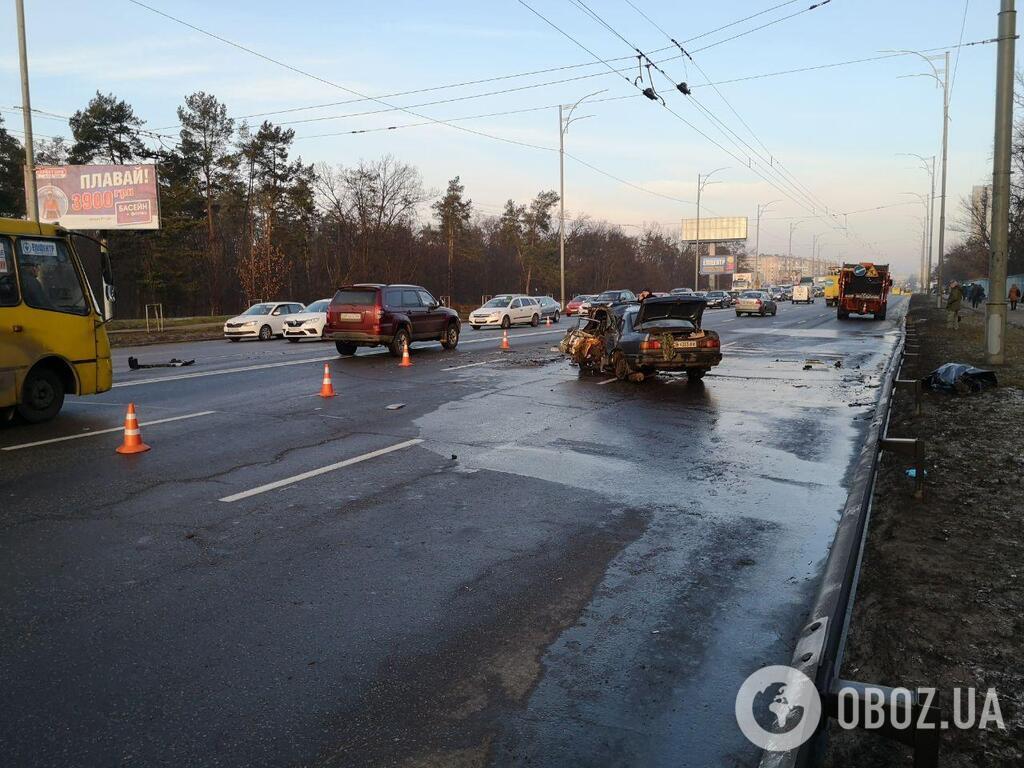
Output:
[741,292,762,298]
[333,289,377,305]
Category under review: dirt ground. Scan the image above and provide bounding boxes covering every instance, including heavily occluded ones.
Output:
[825,295,1024,766]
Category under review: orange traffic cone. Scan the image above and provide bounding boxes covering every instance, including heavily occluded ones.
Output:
[501,329,511,350]
[546,316,552,326]
[115,403,150,454]
[319,363,336,398]
[399,339,413,367]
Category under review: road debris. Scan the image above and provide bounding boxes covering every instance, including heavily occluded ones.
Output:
[128,356,195,370]
[922,362,998,394]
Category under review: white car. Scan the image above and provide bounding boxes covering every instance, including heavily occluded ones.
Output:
[468,295,542,329]
[223,301,305,341]
[282,298,331,342]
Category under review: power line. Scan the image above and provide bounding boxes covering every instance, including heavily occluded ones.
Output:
[949,0,971,100]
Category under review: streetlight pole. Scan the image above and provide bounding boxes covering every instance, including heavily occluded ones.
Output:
[900,153,937,290]
[754,200,779,288]
[694,168,726,289]
[788,220,801,284]
[16,0,37,220]
[558,90,605,310]
[987,0,1015,363]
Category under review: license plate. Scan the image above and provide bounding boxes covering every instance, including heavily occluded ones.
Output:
[339,312,361,322]
[673,340,698,349]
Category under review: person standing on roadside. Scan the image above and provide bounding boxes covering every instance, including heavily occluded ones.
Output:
[1009,283,1020,311]
[946,281,963,328]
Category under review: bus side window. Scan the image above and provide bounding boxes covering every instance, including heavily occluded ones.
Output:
[0,238,18,307]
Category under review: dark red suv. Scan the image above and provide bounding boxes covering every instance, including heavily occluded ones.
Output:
[325,284,461,356]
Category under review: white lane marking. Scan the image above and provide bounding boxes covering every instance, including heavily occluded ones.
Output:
[112,329,566,388]
[113,356,336,387]
[597,378,617,385]
[219,438,423,503]
[721,342,737,349]
[442,360,493,371]
[1,411,215,451]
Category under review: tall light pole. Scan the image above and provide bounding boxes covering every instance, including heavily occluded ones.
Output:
[754,200,779,288]
[558,90,605,309]
[694,168,726,289]
[987,0,1016,363]
[891,49,951,305]
[898,152,936,291]
[903,191,930,291]
[16,0,37,220]
[788,220,802,284]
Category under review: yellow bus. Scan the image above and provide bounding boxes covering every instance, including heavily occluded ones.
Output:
[0,217,114,423]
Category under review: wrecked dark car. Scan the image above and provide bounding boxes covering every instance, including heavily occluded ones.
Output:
[560,296,722,382]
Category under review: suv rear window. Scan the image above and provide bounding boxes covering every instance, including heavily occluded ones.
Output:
[333,289,377,305]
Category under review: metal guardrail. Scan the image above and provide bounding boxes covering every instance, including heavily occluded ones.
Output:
[759,316,938,768]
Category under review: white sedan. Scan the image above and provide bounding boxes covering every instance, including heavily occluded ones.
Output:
[223,301,305,341]
[282,298,332,342]
[468,295,542,329]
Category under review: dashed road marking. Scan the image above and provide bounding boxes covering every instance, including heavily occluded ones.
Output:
[1,411,215,451]
[219,438,423,502]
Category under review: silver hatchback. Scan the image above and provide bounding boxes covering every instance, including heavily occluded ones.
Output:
[734,291,777,317]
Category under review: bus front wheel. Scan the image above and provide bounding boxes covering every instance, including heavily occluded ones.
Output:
[17,367,65,423]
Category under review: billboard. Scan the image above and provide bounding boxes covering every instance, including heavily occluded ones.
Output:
[700,254,737,275]
[32,164,160,230]
[681,216,748,243]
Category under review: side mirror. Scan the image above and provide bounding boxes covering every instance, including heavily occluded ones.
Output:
[430,301,441,310]
[101,249,115,322]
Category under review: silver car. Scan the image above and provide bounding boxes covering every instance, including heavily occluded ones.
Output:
[734,291,777,317]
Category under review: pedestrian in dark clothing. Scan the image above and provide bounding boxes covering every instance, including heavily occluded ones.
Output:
[946,281,963,328]
[1009,284,1021,311]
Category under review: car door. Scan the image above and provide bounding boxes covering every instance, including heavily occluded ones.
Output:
[268,304,288,334]
[508,298,523,324]
[416,289,446,338]
[402,289,428,338]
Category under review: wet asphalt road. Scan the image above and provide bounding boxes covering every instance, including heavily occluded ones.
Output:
[0,297,907,768]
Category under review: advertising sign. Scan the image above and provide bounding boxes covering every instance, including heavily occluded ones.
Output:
[681,216,748,243]
[700,254,737,275]
[32,164,160,230]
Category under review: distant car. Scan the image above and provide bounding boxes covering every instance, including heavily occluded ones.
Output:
[566,294,594,316]
[224,301,305,341]
[670,287,695,295]
[468,294,541,329]
[735,291,777,317]
[325,284,460,356]
[531,295,561,323]
[282,298,332,341]
[581,289,637,316]
[792,284,814,304]
[704,290,732,309]
[769,287,786,302]
[693,291,708,299]
[561,296,722,382]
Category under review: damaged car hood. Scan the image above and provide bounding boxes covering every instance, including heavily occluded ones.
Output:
[635,296,706,328]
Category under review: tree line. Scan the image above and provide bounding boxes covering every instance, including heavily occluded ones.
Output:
[0,92,736,317]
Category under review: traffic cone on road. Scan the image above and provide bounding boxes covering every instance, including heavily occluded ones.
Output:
[115,403,150,454]
[319,363,336,398]
[500,329,511,351]
[545,316,552,326]
[399,339,413,367]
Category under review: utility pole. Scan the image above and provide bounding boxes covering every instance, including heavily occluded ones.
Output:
[936,50,951,307]
[693,168,726,290]
[16,0,37,220]
[754,201,778,288]
[558,105,565,310]
[987,0,1015,363]
[557,90,604,310]
[788,221,801,284]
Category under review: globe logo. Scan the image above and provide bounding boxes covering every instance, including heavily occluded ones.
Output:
[735,665,822,751]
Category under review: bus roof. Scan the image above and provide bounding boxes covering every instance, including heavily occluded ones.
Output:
[0,218,64,238]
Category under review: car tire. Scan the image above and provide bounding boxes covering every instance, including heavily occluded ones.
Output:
[554,310,560,323]
[759,310,766,317]
[837,309,850,320]
[17,366,65,423]
[228,337,240,342]
[389,327,411,357]
[736,312,742,317]
[687,367,708,383]
[772,308,777,316]
[287,337,299,343]
[531,314,540,327]
[501,315,511,329]
[335,341,357,355]
[471,325,480,330]
[441,322,460,350]
[612,351,632,381]
[258,324,272,341]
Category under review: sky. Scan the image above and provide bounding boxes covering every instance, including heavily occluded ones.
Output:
[0,0,1011,279]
